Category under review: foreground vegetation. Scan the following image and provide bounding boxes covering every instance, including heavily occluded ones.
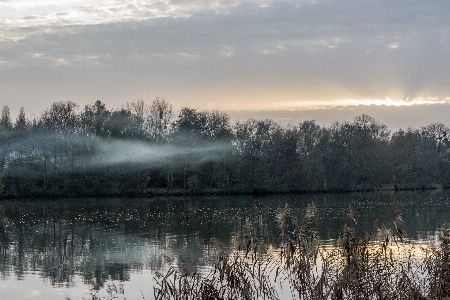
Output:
[2,192,448,294]
[1,99,450,197]
[71,203,450,300]
[150,205,450,299]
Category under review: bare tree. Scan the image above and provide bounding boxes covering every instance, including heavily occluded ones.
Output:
[146,97,173,143]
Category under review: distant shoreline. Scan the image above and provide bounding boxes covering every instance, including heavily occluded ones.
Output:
[2,101,450,201]
[0,184,445,200]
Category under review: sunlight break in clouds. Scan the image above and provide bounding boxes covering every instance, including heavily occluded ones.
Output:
[279,98,450,111]
[1,0,450,128]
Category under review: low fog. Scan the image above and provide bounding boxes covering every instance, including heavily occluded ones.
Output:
[0,133,233,177]
[90,137,232,167]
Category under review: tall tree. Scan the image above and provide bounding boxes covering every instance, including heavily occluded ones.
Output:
[421,123,449,153]
[172,107,207,140]
[203,110,232,141]
[0,106,13,175]
[146,97,173,143]
[38,102,80,175]
[233,119,277,189]
[296,120,324,189]
[390,128,430,186]
[106,109,138,138]
[14,107,28,131]
[40,101,79,133]
[81,100,110,137]
[127,99,147,138]
[0,106,12,130]
[350,114,391,186]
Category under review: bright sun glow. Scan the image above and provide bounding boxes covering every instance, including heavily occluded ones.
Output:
[337,98,450,107]
[280,97,450,111]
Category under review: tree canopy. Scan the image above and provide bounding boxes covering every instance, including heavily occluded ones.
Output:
[1,100,449,197]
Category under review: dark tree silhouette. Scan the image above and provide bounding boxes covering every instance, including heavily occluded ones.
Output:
[1,99,450,197]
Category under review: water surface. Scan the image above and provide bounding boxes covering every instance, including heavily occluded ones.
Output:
[0,190,449,299]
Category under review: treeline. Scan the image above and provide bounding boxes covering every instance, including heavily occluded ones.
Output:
[1,99,450,197]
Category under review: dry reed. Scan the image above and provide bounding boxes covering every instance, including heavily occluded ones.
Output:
[68,202,450,300]
[152,202,450,300]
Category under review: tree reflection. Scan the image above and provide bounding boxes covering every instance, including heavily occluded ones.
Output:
[0,192,449,288]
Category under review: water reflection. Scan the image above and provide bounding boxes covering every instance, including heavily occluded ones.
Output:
[0,190,449,298]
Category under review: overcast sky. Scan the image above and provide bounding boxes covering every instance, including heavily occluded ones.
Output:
[1,0,449,130]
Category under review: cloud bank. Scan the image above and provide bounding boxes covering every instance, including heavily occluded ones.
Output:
[0,0,449,128]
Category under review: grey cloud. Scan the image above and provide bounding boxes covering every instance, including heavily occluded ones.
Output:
[1,1,448,67]
[1,0,273,36]
[0,0,450,125]
[21,16,41,21]
[55,11,71,17]
[3,1,449,52]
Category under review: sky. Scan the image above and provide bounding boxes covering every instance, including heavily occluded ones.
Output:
[0,0,450,130]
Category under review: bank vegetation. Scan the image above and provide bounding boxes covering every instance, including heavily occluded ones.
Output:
[1,99,450,198]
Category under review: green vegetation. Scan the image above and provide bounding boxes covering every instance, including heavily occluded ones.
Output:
[1,99,450,198]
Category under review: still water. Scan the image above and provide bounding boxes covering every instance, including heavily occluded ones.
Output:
[0,190,449,299]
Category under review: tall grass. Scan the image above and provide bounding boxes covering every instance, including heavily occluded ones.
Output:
[69,202,450,299]
[151,202,450,300]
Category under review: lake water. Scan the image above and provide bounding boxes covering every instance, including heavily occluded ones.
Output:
[0,190,449,299]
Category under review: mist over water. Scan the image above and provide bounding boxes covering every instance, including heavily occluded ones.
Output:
[90,138,232,168]
[2,101,450,195]
[1,132,232,176]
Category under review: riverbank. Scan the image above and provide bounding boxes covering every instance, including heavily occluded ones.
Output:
[0,182,445,200]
